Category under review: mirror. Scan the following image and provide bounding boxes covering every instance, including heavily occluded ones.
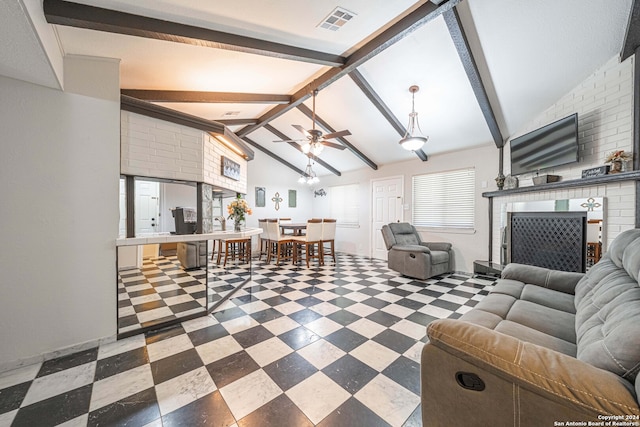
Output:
[117,240,208,335]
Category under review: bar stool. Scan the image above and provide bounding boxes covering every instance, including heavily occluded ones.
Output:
[218,238,251,266]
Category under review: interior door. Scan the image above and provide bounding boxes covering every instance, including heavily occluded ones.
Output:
[371,176,403,260]
[135,180,160,234]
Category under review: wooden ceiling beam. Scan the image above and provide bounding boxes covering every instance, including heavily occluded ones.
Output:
[295,103,378,170]
[216,118,259,126]
[121,90,291,104]
[349,69,428,162]
[621,0,640,61]
[43,0,345,67]
[443,8,504,148]
[264,124,342,176]
[237,0,461,138]
[241,136,305,176]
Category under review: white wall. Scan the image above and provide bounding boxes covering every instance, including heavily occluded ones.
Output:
[493,55,635,257]
[0,56,120,370]
[307,144,499,272]
[245,149,315,227]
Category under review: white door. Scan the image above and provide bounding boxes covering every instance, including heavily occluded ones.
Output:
[371,176,404,260]
[135,180,160,234]
[119,178,127,237]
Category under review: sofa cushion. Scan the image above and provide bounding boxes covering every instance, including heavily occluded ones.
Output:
[574,229,640,382]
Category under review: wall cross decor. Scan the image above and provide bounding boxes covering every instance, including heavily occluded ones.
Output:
[272,192,283,211]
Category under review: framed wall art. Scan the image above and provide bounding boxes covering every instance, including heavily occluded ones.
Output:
[255,187,266,207]
[221,156,241,181]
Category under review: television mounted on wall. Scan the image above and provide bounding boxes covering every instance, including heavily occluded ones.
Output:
[510,113,579,176]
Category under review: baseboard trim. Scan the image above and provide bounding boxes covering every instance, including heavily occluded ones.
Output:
[0,334,117,375]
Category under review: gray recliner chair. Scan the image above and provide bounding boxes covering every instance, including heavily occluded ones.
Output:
[381,222,454,280]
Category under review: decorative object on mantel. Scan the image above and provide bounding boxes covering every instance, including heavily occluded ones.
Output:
[227,193,252,232]
[532,174,561,185]
[605,150,632,174]
[581,165,610,178]
[398,85,428,151]
[272,192,283,211]
[495,171,505,190]
[255,187,266,207]
[504,175,519,190]
[314,188,327,198]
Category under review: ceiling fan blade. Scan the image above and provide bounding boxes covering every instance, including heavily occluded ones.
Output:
[273,139,301,143]
[321,141,346,150]
[323,129,351,139]
[292,124,311,137]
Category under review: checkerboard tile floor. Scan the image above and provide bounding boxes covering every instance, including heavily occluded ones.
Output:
[1,254,495,426]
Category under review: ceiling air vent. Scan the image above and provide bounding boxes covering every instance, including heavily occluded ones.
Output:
[318,7,356,31]
[222,111,241,117]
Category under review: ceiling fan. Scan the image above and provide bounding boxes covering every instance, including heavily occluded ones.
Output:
[274,89,350,156]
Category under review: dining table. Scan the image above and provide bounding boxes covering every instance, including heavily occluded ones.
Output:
[280,222,307,236]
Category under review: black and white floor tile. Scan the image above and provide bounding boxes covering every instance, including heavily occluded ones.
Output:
[1,254,495,427]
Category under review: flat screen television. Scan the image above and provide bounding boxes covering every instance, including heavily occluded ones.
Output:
[510,113,579,175]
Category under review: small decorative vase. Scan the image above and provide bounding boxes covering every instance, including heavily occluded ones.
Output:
[610,160,623,174]
[234,220,242,232]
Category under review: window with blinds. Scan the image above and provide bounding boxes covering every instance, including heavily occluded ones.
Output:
[412,168,475,229]
[329,183,359,226]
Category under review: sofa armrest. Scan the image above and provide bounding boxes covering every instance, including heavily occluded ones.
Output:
[421,242,452,252]
[391,244,430,253]
[426,319,639,416]
[501,263,584,295]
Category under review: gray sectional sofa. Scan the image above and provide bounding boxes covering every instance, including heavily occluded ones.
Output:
[422,228,640,426]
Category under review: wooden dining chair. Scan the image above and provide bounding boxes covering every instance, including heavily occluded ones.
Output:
[257,219,268,261]
[321,219,337,264]
[292,219,323,268]
[266,219,295,265]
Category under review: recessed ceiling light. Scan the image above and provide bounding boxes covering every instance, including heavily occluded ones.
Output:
[318,7,356,31]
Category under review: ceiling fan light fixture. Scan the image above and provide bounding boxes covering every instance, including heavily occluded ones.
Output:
[399,85,428,152]
[311,143,324,156]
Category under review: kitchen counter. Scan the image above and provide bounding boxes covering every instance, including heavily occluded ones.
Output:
[116,228,263,246]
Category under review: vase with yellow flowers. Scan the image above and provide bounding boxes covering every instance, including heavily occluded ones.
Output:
[227,194,252,232]
[605,150,632,174]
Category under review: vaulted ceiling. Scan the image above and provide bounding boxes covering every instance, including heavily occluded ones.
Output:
[2,0,634,178]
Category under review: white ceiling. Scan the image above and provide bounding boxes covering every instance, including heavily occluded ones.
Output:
[3,0,634,177]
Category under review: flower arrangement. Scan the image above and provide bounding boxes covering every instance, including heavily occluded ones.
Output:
[227,194,252,231]
[605,150,632,163]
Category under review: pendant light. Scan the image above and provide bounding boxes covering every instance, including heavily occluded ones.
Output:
[399,85,428,151]
[298,157,319,185]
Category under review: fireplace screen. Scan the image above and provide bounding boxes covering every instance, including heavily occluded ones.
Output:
[510,212,586,273]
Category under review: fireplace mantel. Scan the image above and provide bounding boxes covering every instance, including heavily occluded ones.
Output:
[482,170,640,198]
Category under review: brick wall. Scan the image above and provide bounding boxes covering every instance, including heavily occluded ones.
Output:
[120,111,247,194]
[493,55,635,258]
[203,133,247,194]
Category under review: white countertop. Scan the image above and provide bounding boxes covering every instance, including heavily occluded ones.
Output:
[116,228,262,246]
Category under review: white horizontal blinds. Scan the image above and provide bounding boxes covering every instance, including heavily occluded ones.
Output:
[329,183,359,226]
[412,168,475,229]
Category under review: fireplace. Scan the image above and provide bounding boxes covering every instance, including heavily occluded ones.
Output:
[501,197,605,273]
[509,212,586,272]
